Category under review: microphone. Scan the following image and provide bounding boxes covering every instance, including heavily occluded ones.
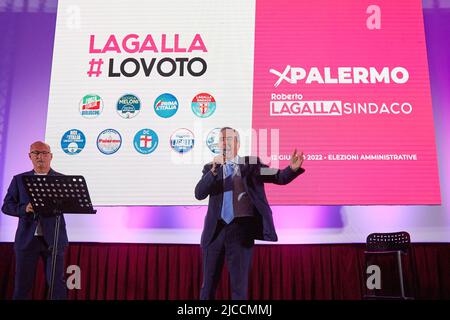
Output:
[213,149,226,166]
[221,149,227,164]
[211,150,225,176]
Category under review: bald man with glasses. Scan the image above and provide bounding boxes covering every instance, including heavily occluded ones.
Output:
[2,141,68,300]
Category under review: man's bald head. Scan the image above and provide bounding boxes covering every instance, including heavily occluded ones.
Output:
[29,141,53,174]
[30,141,51,153]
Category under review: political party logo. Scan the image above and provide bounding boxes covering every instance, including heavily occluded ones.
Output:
[133,129,158,154]
[117,94,141,119]
[61,129,86,155]
[206,127,221,154]
[191,93,216,118]
[154,93,178,118]
[170,128,195,154]
[97,129,122,155]
[79,94,103,118]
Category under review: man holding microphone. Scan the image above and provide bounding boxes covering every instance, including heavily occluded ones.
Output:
[195,127,305,300]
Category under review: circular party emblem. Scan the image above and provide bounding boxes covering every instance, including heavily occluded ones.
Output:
[170,128,195,154]
[206,127,221,154]
[96,129,122,155]
[79,94,103,118]
[154,93,178,118]
[117,94,141,119]
[61,129,86,155]
[133,129,159,154]
[191,93,216,118]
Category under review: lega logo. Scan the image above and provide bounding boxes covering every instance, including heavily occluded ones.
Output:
[61,129,86,155]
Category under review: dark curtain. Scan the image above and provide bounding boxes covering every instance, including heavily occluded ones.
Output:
[0,243,448,300]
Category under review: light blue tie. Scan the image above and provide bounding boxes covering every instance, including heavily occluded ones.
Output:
[221,162,234,224]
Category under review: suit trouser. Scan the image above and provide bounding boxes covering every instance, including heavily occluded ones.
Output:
[200,217,255,300]
[13,236,67,300]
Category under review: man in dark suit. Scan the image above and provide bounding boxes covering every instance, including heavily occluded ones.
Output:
[195,127,305,300]
[2,141,68,300]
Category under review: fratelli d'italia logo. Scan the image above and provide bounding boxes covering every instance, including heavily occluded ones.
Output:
[97,129,122,155]
[117,94,141,119]
[191,93,216,118]
[79,94,103,118]
[133,129,158,154]
[61,129,86,155]
[170,128,195,154]
[154,93,178,118]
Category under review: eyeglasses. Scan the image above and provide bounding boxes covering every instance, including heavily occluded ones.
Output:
[220,137,235,143]
[30,151,51,156]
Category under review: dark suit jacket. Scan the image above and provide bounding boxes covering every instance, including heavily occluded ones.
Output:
[195,156,305,247]
[2,169,69,251]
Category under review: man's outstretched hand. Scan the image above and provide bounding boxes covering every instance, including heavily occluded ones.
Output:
[289,149,304,171]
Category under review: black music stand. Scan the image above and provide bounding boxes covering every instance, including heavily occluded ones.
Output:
[22,175,96,300]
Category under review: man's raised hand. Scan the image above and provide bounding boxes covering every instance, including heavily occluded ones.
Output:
[289,149,304,171]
